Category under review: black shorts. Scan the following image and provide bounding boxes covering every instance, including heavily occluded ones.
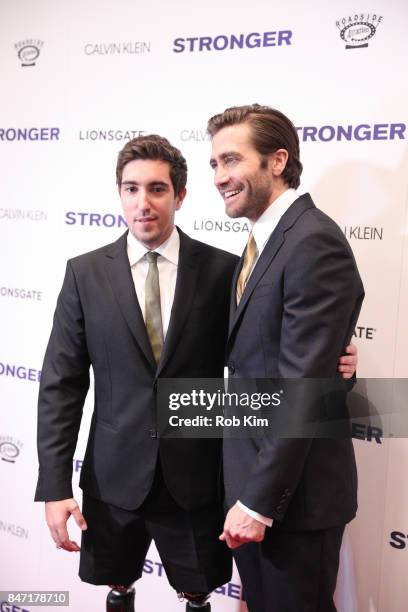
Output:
[79,466,232,593]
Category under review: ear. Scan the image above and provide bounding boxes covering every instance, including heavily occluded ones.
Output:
[270,149,289,177]
[175,187,187,210]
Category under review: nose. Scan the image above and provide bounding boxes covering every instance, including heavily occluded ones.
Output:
[136,189,151,212]
[214,165,229,188]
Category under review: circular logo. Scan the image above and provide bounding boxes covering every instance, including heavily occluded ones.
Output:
[340,22,376,44]
[0,441,20,462]
[18,45,40,65]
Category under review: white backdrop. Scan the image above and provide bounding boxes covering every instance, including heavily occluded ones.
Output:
[1,1,407,611]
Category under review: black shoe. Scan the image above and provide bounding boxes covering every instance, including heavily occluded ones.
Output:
[106,587,135,612]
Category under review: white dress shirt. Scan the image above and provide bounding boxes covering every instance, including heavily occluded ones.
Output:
[127,227,179,338]
[237,189,299,528]
[247,188,299,278]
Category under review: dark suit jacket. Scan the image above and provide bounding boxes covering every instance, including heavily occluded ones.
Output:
[35,228,238,511]
[223,193,365,531]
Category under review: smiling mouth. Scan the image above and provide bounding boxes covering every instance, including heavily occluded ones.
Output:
[222,188,243,200]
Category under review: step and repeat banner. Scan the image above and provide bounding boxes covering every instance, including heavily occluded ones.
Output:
[1,0,407,610]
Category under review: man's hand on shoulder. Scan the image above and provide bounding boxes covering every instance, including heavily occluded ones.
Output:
[338,343,358,379]
[220,503,266,549]
[45,498,87,552]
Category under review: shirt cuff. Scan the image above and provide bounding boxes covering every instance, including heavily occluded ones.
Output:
[237,500,273,527]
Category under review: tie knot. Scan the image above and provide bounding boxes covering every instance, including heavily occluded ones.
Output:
[145,251,159,264]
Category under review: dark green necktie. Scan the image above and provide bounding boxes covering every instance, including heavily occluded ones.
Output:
[145,251,164,363]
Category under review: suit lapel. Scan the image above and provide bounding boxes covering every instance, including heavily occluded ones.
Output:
[105,232,157,371]
[228,194,316,341]
[156,229,200,376]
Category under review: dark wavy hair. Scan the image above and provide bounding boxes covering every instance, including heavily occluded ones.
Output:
[116,134,187,195]
[207,104,303,188]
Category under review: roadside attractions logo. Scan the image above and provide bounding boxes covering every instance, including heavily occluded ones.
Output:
[15,38,43,66]
[0,436,23,463]
[336,13,383,49]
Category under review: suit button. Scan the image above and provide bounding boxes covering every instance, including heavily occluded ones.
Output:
[277,503,284,512]
[228,363,235,375]
[149,429,157,438]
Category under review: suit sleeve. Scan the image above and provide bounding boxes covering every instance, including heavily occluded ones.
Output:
[239,228,364,519]
[35,261,91,502]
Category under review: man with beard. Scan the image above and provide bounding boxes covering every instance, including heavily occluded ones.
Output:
[208,104,364,612]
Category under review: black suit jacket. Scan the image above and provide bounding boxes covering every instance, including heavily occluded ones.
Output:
[35,228,238,511]
[223,194,365,531]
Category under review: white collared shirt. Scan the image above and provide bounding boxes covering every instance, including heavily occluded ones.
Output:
[127,227,179,338]
[252,188,298,252]
[247,188,298,279]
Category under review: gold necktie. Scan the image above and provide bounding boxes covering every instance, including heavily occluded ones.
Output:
[236,232,258,305]
[145,251,164,363]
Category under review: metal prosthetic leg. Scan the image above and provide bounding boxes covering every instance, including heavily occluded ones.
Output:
[179,591,211,611]
[106,585,135,612]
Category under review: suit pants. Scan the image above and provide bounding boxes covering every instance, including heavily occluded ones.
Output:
[233,524,345,612]
[79,463,232,592]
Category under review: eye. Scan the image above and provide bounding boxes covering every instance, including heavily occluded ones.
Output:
[152,186,164,193]
[124,185,137,194]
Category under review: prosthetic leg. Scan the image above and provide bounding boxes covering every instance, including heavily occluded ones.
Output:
[180,591,211,611]
[106,585,135,612]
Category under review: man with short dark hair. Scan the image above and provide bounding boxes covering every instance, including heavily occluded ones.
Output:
[208,104,364,612]
[35,135,236,611]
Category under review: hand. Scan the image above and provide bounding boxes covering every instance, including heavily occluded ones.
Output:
[45,498,87,552]
[219,503,266,549]
[338,343,358,379]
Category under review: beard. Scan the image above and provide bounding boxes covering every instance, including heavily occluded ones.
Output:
[224,171,273,221]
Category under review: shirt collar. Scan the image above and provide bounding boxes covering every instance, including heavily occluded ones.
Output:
[252,188,298,251]
[127,226,180,266]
